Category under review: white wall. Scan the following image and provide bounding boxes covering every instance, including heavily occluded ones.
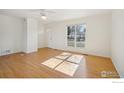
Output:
[45,13,111,57]
[0,14,24,56]
[23,18,38,53]
[0,15,39,55]
[111,10,124,77]
[38,21,46,48]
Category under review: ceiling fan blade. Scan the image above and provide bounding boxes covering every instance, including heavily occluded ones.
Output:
[44,10,56,13]
[28,9,56,14]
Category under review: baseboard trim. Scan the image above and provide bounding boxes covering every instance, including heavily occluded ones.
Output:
[41,47,110,59]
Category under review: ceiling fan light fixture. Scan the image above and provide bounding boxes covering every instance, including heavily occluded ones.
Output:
[41,15,47,20]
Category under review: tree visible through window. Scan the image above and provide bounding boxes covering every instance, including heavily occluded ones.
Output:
[67,24,86,48]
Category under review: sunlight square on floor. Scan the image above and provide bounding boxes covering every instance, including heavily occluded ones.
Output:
[60,52,72,56]
[67,54,84,64]
[41,58,63,69]
[55,61,79,76]
[55,52,72,60]
[55,55,70,60]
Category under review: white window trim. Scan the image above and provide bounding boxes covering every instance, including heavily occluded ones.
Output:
[66,23,86,48]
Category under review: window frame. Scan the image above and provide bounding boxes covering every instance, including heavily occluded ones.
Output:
[66,23,86,48]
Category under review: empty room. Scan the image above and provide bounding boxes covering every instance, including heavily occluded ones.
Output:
[0,9,124,78]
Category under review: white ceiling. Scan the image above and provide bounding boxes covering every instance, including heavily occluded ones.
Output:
[0,9,112,24]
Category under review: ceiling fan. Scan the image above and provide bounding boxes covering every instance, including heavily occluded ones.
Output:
[31,9,55,20]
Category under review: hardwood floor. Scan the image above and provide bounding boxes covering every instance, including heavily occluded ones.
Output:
[0,48,119,78]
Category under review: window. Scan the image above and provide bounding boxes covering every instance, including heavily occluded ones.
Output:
[67,24,86,48]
